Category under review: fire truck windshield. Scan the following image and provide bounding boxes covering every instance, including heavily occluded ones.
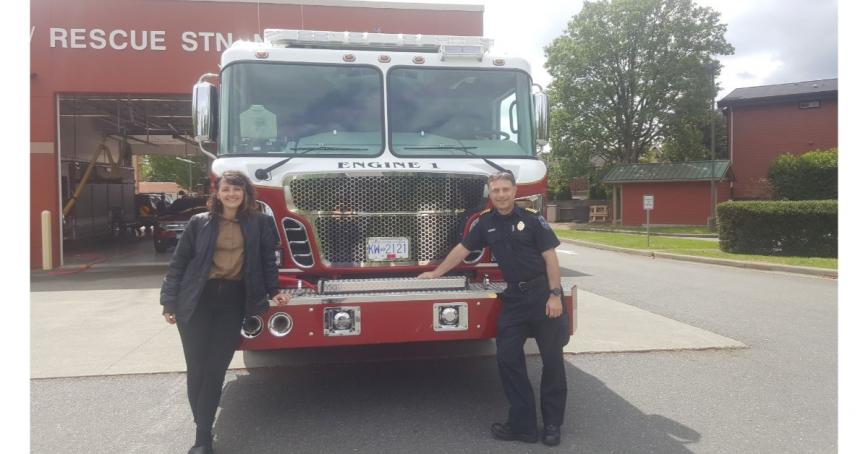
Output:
[219,62,384,156]
[388,68,535,157]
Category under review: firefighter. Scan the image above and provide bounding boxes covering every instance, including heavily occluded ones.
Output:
[419,171,569,447]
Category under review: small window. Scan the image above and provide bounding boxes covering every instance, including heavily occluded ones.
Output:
[799,100,821,109]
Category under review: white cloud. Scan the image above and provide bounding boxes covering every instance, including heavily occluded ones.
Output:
[366,0,836,96]
[717,52,785,98]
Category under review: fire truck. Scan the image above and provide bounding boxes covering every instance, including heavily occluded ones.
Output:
[191,29,577,350]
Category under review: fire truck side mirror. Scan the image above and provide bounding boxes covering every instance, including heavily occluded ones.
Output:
[192,81,219,143]
[533,90,549,147]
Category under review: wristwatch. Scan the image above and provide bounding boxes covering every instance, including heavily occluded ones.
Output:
[549,288,563,297]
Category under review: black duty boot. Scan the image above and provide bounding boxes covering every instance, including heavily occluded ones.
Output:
[542,425,561,446]
[490,422,538,443]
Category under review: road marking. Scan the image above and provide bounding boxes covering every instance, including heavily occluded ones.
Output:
[557,249,577,255]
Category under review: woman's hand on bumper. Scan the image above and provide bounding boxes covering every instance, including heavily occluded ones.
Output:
[272,293,290,306]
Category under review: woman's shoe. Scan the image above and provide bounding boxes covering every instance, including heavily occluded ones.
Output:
[187,445,213,454]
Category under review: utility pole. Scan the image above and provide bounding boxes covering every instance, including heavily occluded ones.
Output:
[707,63,718,229]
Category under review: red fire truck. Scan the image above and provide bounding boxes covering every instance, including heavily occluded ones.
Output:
[191,29,576,350]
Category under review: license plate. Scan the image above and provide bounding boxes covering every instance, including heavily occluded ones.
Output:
[366,237,409,261]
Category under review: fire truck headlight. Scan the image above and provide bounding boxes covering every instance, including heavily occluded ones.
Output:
[268,312,293,337]
[439,307,460,326]
[324,307,361,336]
[241,316,264,339]
[333,311,353,330]
[433,303,468,331]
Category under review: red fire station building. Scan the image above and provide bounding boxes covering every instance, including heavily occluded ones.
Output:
[604,78,837,226]
[30,0,483,269]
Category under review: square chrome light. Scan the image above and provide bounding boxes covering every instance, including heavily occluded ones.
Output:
[433,302,468,331]
[323,307,361,336]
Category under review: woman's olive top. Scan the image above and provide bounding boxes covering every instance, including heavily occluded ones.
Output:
[160,212,281,323]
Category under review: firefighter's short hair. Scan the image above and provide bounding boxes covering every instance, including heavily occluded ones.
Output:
[487,171,516,186]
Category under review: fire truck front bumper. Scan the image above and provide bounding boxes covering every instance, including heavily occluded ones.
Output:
[237,278,577,351]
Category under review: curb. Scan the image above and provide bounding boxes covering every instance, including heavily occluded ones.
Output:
[31,262,169,278]
[575,229,718,239]
[550,223,718,238]
[558,238,837,279]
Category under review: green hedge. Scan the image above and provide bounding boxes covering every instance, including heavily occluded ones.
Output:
[767,148,837,200]
[717,200,837,257]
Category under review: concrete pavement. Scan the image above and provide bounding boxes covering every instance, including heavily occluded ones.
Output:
[31,286,744,379]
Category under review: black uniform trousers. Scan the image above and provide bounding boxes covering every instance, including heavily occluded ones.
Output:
[496,284,568,434]
[177,279,246,431]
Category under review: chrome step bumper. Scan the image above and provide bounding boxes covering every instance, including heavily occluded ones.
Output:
[275,281,508,305]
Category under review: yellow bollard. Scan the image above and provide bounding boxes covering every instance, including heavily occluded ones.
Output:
[41,210,52,270]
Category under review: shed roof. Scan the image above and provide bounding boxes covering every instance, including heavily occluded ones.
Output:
[602,160,730,183]
[718,78,837,107]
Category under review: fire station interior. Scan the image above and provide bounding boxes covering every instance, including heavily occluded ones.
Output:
[58,94,208,268]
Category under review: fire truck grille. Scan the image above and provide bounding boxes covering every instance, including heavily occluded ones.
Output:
[285,173,488,267]
[287,174,486,212]
[313,213,464,265]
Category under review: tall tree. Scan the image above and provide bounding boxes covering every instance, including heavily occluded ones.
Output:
[660,108,728,162]
[545,0,733,165]
[139,154,210,191]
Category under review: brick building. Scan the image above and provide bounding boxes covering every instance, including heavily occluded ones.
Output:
[603,160,731,226]
[718,78,837,200]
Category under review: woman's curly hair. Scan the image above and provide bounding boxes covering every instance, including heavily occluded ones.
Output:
[207,170,260,218]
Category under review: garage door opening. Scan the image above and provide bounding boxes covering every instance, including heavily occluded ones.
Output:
[58,93,209,268]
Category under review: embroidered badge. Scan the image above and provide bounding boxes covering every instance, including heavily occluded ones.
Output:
[538,215,551,230]
[516,221,525,231]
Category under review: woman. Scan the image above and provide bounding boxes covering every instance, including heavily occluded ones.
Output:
[160,170,289,454]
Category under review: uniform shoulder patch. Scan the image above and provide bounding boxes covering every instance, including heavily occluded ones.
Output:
[538,215,552,230]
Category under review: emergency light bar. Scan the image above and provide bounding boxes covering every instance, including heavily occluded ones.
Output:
[264,29,492,56]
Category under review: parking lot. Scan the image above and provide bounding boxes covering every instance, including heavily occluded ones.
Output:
[30,242,837,453]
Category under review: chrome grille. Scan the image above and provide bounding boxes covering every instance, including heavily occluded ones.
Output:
[314,213,463,265]
[287,174,486,212]
[286,173,488,267]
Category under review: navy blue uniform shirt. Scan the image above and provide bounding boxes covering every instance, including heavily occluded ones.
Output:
[461,206,560,283]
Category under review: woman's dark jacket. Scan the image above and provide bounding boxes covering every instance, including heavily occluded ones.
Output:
[160,211,281,323]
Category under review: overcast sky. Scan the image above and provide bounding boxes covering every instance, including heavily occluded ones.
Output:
[378,0,838,99]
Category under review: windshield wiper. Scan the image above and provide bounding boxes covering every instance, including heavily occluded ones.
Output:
[254,145,367,180]
[402,144,510,175]
[294,145,367,152]
[402,145,478,150]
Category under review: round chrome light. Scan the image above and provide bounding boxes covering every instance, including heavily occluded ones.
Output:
[333,311,353,330]
[268,312,293,337]
[241,316,263,339]
[440,307,459,325]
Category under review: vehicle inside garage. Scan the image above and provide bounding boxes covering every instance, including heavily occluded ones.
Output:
[58,94,209,266]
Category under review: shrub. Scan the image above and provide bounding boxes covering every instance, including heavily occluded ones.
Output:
[767,148,837,200]
[717,200,837,257]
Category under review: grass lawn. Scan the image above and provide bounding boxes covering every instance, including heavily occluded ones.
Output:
[555,229,837,270]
